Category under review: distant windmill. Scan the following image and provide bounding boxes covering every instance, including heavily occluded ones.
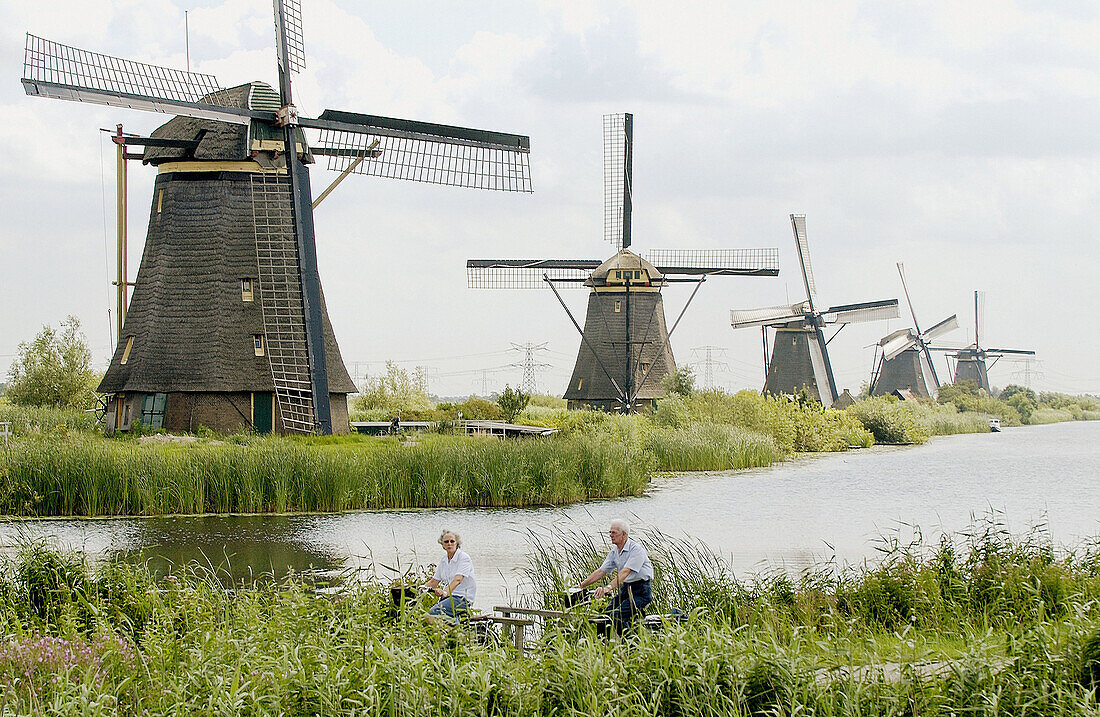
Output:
[21,0,531,435]
[934,291,1035,392]
[468,113,779,412]
[869,263,959,398]
[729,215,900,408]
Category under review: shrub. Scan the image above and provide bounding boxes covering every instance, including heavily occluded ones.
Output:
[848,396,931,444]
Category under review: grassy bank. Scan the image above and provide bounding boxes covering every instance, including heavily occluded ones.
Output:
[0,433,649,516]
[2,522,1099,715]
[1,387,1095,516]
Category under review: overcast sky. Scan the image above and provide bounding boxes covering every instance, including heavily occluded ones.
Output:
[1,0,1097,398]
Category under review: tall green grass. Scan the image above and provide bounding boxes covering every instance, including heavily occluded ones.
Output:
[645,424,782,471]
[2,522,1100,715]
[0,433,650,516]
[0,401,98,435]
[526,515,1100,635]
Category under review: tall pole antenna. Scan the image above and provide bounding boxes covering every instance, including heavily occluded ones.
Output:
[185,11,190,72]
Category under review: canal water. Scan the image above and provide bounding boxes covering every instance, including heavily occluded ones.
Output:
[2,420,1097,609]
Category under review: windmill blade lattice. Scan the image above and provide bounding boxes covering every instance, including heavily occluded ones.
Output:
[467,259,598,288]
[644,248,780,276]
[312,111,531,191]
[318,131,531,192]
[603,113,632,249]
[21,35,258,124]
[275,0,306,74]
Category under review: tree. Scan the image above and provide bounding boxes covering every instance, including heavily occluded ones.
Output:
[998,384,1036,404]
[5,316,100,410]
[496,385,530,423]
[661,366,695,397]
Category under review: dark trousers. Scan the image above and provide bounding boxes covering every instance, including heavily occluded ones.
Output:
[605,580,652,632]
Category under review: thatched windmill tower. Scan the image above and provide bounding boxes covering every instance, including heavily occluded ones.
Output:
[729,215,899,407]
[468,113,779,412]
[21,1,531,434]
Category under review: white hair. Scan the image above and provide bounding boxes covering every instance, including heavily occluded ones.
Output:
[609,518,629,536]
[438,529,462,548]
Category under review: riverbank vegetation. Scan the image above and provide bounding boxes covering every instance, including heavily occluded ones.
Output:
[2,371,1098,516]
[0,432,650,516]
[2,521,1099,714]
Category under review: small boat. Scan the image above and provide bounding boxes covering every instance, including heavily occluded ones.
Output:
[989,418,1001,432]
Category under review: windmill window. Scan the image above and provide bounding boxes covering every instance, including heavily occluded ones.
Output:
[241,278,254,302]
[120,336,134,365]
[576,378,584,390]
[140,393,166,430]
[156,189,164,214]
[253,335,265,356]
[640,362,650,373]
[614,300,621,313]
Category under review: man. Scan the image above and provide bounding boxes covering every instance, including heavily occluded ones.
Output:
[575,518,654,632]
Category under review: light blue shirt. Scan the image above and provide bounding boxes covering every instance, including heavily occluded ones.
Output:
[599,538,653,583]
[433,548,477,602]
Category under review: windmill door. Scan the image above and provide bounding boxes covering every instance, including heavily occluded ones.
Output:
[252,393,273,435]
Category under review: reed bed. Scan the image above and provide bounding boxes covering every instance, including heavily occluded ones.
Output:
[644,424,782,471]
[0,433,650,516]
[0,402,97,435]
[2,521,1100,715]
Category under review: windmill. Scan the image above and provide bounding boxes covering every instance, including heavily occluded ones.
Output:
[869,263,959,398]
[933,291,1034,392]
[729,215,900,408]
[468,113,779,412]
[21,1,531,435]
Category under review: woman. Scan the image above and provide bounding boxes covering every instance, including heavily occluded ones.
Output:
[422,529,477,623]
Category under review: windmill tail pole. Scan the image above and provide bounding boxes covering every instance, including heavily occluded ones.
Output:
[542,273,627,403]
[113,124,128,343]
[313,150,372,209]
[631,275,705,403]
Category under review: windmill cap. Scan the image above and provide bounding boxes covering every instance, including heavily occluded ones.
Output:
[143,82,296,164]
[586,249,663,286]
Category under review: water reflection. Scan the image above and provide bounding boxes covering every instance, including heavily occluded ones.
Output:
[110,515,345,586]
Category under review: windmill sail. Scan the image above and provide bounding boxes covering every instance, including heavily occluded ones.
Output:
[603,113,632,249]
[730,303,806,330]
[790,214,818,309]
[824,299,900,324]
[275,0,307,75]
[643,248,779,276]
[312,111,531,192]
[466,259,600,288]
[22,35,260,125]
[880,328,918,362]
[923,314,959,343]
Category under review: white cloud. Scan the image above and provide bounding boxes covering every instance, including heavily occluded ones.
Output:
[1,0,1097,395]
